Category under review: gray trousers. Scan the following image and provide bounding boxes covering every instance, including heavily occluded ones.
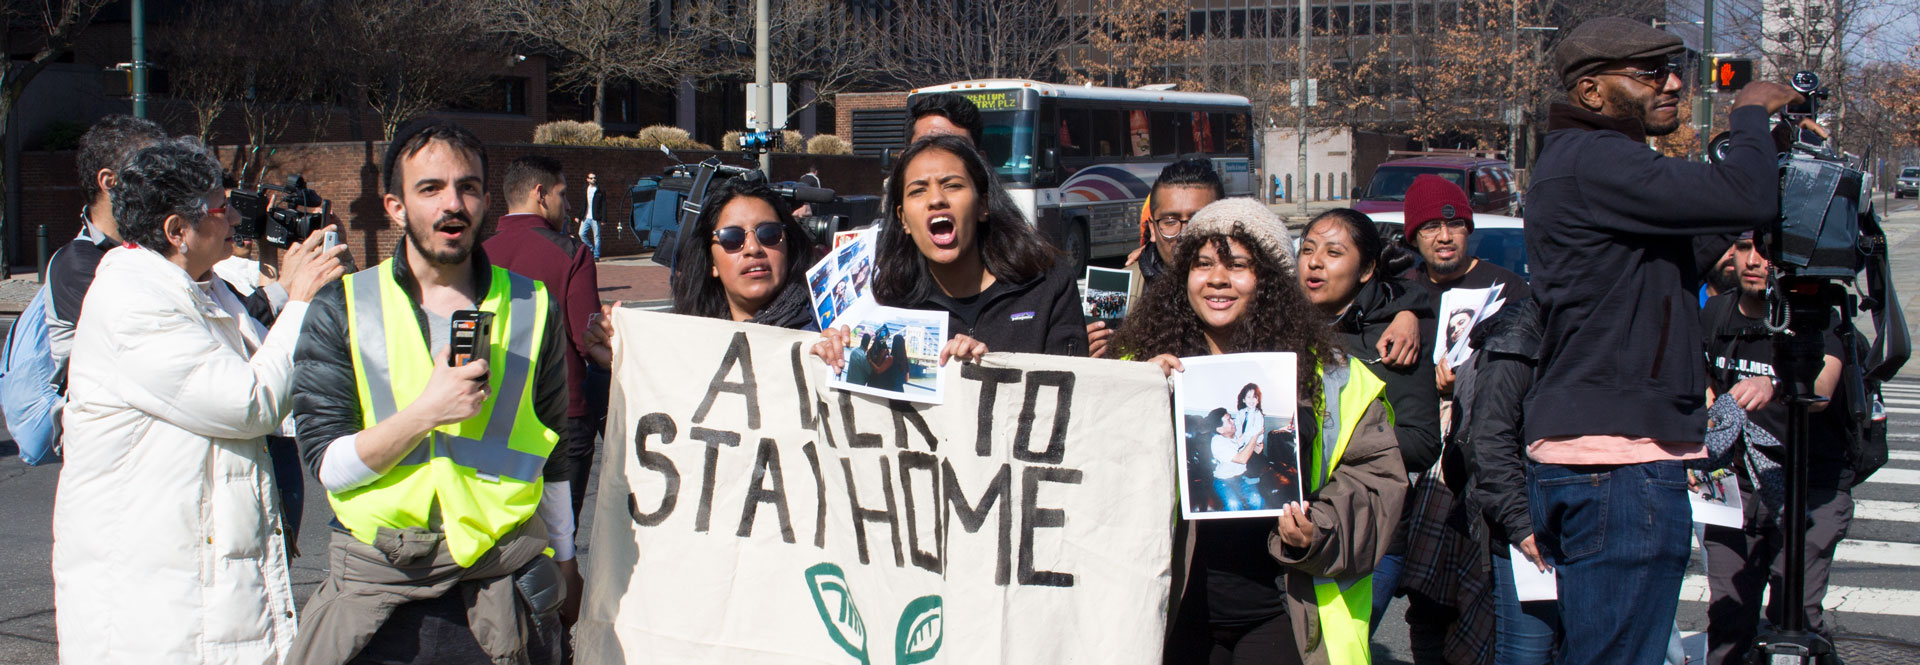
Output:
[1701,485,1854,665]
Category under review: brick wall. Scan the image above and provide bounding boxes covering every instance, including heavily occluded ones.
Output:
[833,92,910,145]
[16,143,883,269]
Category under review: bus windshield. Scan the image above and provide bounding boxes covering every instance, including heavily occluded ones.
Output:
[978,110,1037,185]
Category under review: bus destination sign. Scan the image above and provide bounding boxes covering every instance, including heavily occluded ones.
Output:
[960,90,1026,112]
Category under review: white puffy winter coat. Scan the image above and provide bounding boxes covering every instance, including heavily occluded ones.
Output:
[53,246,309,665]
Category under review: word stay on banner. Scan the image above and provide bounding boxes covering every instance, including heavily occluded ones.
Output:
[574,310,1178,664]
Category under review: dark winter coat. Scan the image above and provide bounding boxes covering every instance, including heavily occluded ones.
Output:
[1523,103,1780,445]
[1332,277,1443,471]
[1460,299,1540,549]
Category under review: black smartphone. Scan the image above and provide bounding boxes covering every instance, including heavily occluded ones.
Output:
[449,310,495,367]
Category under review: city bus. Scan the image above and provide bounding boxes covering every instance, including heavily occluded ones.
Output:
[905,80,1256,271]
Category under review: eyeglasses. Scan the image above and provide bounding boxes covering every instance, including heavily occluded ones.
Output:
[1153,214,1191,236]
[713,222,785,253]
[1595,61,1684,87]
[1416,219,1470,238]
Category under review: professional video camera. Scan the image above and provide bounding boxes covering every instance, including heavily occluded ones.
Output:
[229,173,331,249]
[645,156,837,273]
[1735,71,1909,665]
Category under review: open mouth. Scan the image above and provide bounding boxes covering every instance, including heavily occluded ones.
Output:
[434,217,470,240]
[740,261,772,278]
[1202,295,1237,311]
[927,215,957,247]
[1303,276,1326,290]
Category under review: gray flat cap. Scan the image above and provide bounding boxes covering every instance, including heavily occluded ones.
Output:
[1554,17,1686,88]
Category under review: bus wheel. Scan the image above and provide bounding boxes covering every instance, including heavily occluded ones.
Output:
[1062,219,1090,274]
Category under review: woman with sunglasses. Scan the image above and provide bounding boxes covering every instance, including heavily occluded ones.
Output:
[1112,198,1405,665]
[815,135,1086,369]
[671,178,819,330]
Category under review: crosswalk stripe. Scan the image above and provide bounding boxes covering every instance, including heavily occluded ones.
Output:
[1891,450,1920,461]
[1856,499,1920,523]
[1835,540,1920,567]
[1683,575,1920,617]
[1885,406,1920,415]
[1864,468,1920,485]
[1881,397,1920,406]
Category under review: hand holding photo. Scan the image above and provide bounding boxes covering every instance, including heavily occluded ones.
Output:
[1435,284,1506,368]
[827,306,949,404]
[1171,353,1303,520]
[808,228,879,330]
[1082,266,1133,328]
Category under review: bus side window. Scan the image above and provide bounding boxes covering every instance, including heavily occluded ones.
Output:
[1091,109,1128,157]
[1150,111,1184,158]
[1215,112,1250,154]
[1059,107,1090,158]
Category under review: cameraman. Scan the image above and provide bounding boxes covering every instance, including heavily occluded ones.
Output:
[1522,17,1805,665]
[1699,234,1849,665]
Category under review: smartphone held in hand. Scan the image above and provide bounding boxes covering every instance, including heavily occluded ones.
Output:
[449,310,494,367]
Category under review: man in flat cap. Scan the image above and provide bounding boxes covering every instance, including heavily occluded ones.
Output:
[1520,16,1805,665]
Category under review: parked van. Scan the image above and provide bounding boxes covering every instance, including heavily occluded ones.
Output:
[1354,152,1519,216]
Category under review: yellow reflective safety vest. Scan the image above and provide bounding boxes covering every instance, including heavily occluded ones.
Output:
[1305,357,1391,665]
[330,260,558,567]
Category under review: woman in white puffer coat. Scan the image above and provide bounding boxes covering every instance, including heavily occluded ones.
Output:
[52,137,345,665]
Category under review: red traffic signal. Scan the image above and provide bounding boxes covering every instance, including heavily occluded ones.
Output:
[1714,58,1753,91]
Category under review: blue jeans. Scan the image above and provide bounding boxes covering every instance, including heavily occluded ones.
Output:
[1369,552,1404,635]
[1491,546,1562,665]
[1528,461,1692,665]
[579,217,601,259]
[1213,476,1264,511]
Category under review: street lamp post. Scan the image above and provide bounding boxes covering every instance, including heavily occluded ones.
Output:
[1295,0,1308,218]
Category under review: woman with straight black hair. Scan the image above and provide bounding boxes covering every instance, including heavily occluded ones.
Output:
[1296,208,1441,472]
[671,177,818,330]
[815,135,1086,369]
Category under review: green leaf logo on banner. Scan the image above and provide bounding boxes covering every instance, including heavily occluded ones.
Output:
[805,563,870,664]
[893,595,944,664]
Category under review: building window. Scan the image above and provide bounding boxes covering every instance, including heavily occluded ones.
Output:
[1189,10,1205,38]
[1355,5,1373,35]
[452,76,528,115]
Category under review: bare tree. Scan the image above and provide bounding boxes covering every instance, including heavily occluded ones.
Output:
[481,0,695,126]
[891,0,1078,85]
[680,0,896,126]
[0,0,111,261]
[158,3,247,141]
[331,0,504,139]
[1070,0,1203,88]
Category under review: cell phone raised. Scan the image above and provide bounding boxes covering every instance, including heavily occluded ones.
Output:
[449,310,495,367]
[323,230,339,254]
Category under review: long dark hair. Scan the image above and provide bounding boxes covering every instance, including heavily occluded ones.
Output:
[1237,383,1262,411]
[874,135,1057,305]
[671,178,814,319]
[1113,227,1333,407]
[1303,208,1415,286]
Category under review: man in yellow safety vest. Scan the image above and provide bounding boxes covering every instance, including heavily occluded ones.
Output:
[286,120,579,665]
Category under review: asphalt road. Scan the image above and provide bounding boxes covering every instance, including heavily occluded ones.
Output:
[1,199,1915,664]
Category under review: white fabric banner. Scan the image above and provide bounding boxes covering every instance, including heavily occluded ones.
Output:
[575,311,1178,664]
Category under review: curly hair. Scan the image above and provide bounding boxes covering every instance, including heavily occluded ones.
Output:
[1113,226,1334,406]
[874,135,1056,306]
[76,115,166,204]
[112,137,225,252]
[670,178,813,320]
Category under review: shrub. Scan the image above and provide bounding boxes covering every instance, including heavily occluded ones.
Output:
[779,130,805,153]
[634,125,692,147]
[806,134,851,155]
[720,130,744,152]
[533,120,602,146]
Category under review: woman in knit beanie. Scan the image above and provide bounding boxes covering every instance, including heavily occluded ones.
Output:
[1114,198,1407,665]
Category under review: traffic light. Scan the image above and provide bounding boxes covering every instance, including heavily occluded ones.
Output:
[1713,57,1753,91]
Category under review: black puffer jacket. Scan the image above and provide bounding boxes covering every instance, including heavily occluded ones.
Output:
[1458,298,1540,550]
[291,243,572,483]
[900,260,1088,357]
[1332,277,1442,471]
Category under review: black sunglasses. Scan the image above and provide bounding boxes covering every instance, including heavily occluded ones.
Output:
[713,222,785,253]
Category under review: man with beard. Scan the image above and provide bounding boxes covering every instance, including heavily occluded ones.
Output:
[1701,242,1741,306]
[288,120,578,665]
[1521,17,1805,665]
[1402,174,1529,396]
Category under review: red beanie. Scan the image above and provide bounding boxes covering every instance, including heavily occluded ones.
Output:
[1402,174,1473,242]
